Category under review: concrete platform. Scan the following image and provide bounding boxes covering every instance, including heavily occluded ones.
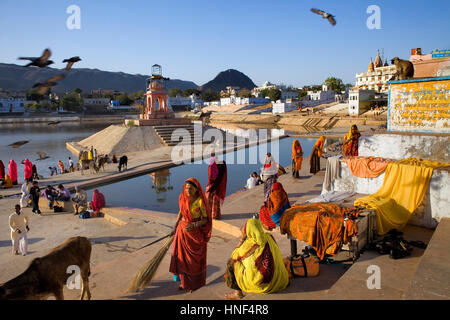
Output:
[403,218,450,299]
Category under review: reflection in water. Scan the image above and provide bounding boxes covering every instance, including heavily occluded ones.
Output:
[88,137,321,213]
[149,169,173,203]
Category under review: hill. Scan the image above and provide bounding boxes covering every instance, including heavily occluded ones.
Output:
[0,63,198,93]
[200,69,256,92]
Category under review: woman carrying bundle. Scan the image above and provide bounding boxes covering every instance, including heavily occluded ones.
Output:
[343,125,361,156]
[291,140,303,179]
[224,218,289,300]
[170,178,212,293]
[310,136,325,175]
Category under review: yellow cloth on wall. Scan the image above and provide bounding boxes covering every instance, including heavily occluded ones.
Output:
[354,158,449,235]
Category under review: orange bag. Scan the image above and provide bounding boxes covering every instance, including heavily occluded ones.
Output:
[283,254,320,278]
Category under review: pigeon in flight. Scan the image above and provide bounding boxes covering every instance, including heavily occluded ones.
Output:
[33,74,65,95]
[18,48,54,68]
[8,140,29,148]
[36,152,50,161]
[62,56,82,71]
[311,8,336,26]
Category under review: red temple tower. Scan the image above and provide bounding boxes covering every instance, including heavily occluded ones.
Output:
[142,64,174,120]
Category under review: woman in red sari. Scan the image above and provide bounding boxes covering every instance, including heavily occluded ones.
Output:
[0,160,5,180]
[8,159,18,185]
[206,155,227,220]
[170,178,212,292]
[343,125,361,156]
[291,140,303,179]
[90,189,105,216]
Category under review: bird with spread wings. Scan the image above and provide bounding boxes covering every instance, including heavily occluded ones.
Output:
[32,74,65,95]
[18,48,54,68]
[311,8,336,26]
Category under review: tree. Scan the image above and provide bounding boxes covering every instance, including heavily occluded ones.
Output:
[238,89,252,98]
[26,89,44,102]
[129,90,145,100]
[60,92,83,111]
[298,91,308,98]
[117,93,133,106]
[260,88,270,99]
[345,83,354,89]
[102,92,113,99]
[324,77,345,92]
[74,88,82,94]
[201,89,220,102]
[168,88,183,97]
[267,88,281,102]
[182,88,201,97]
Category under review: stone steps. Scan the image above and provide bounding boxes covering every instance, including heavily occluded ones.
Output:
[153,125,208,146]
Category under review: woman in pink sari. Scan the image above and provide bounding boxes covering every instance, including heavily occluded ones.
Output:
[23,159,33,182]
[90,189,105,216]
[8,159,18,185]
[0,160,5,180]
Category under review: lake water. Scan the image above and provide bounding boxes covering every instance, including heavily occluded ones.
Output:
[0,122,108,180]
[85,136,318,213]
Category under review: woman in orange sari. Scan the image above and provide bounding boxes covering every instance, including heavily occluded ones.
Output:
[310,136,325,175]
[343,125,361,156]
[291,140,303,179]
[259,182,291,230]
[170,178,212,292]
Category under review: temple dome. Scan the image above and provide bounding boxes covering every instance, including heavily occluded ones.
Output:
[368,58,375,72]
[374,50,383,68]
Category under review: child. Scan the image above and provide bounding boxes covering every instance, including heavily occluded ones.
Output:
[68,157,74,173]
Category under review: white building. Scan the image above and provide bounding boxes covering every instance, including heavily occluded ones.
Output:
[83,98,111,107]
[272,101,297,114]
[169,94,203,109]
[301,84,336,107]
[355,51,397,93]
[348,89,376,116]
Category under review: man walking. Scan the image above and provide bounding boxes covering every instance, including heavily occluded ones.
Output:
[9,204,30,256]
[30,181,41,215]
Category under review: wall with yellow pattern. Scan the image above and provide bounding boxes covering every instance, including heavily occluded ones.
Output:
[388,77,450,133]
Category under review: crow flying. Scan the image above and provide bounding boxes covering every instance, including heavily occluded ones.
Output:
[62,56,82,71]
[311,8,336,26]
[36,152,50,160]
[18,48,54,68]
[33,74,65,95]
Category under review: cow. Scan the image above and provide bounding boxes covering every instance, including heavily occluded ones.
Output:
[0,236,92,300]
[94,156,107,173]
[118,155,128,172]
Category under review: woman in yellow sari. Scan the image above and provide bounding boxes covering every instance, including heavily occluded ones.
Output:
[291,139,303,178]
[224,218,289,299]
[310,136,325,175]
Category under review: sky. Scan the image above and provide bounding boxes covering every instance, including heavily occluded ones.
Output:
[0,0,449,88]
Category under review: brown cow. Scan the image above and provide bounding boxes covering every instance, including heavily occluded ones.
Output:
[0,236,92,300]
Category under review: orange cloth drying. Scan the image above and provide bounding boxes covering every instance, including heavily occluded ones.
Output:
[342,156,391,178]
[280,203,360,260]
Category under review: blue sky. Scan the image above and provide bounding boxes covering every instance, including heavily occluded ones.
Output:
[0,0,449,87]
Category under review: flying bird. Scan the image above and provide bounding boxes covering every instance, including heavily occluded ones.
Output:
[36,152,50,161]
[311,8,336,26]
[62,56,82,71]
[48,120,61,126]
[18,48,54,68]
[33,74,65,95]
[8,140,29,148]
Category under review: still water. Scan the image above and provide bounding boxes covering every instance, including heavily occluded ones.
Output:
[86,137,318,213]
[0,123,108,180]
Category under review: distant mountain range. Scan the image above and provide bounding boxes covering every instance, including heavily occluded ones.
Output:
[200,69,257,92]
[0,63,257,94]
[0,63,198,94]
